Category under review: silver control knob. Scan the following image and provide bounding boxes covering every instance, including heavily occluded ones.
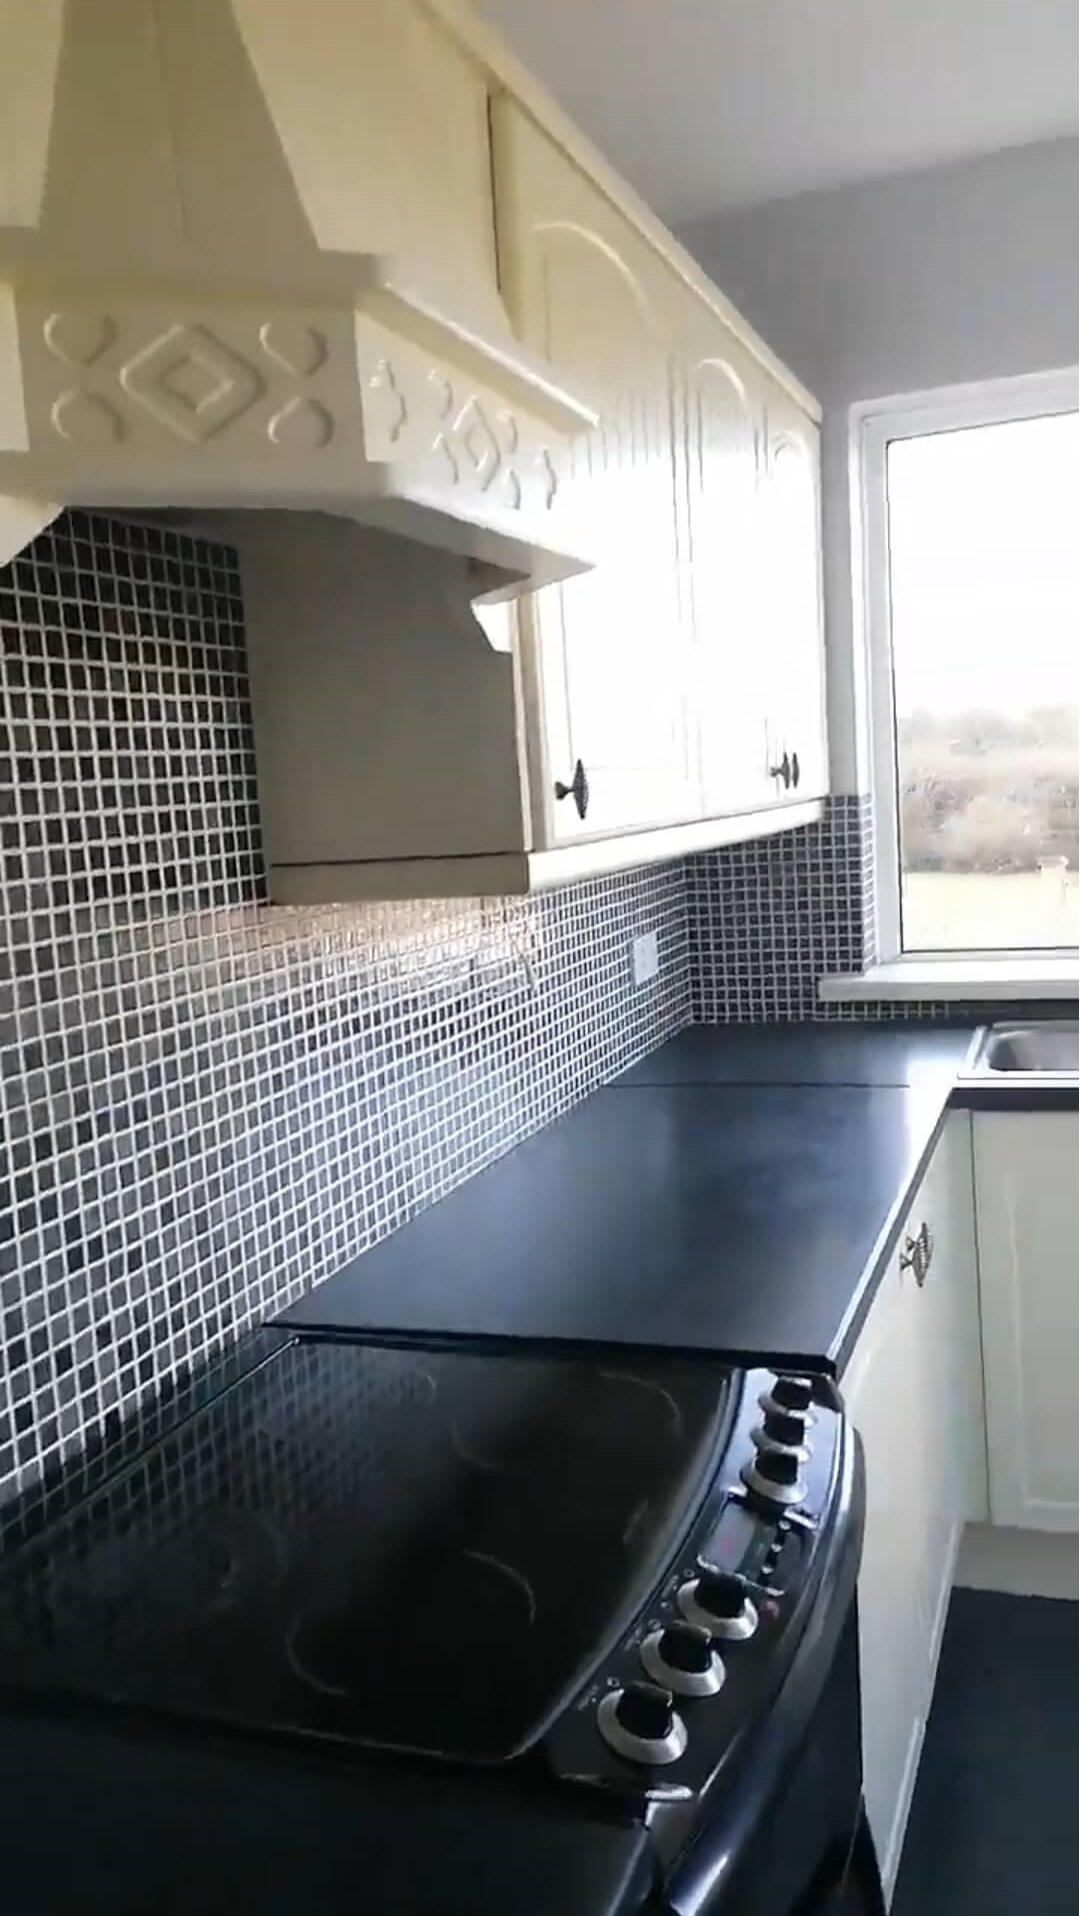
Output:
[677,1568,758,1641]
[597,1682,688,1766]
[640,1622,724,1697]
[741,1447,807,1507]
[751,1408,811,1461]
[763,1375,814,1415]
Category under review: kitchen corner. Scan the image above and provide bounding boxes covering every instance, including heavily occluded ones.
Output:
[2,3,1077,1914]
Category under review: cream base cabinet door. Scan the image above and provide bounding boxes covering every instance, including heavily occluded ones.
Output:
[974,1111,1080,1533]
[844,1115,984,1901]
[843,1243,928,1902]
[491,101,700,846]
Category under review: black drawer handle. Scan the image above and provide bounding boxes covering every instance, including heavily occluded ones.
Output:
[554,758,589,820]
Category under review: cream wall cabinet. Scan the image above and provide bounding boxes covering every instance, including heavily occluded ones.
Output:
[491,100,700,845]
[237,6,829,899]
[676,295,827,819]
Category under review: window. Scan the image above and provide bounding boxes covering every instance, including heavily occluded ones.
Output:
[861,371,1079,968]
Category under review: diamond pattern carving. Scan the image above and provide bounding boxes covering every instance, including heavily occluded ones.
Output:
[50,390,126,444]
[457,399,501,491]
[44,312,117,367]
[258,322,328,378]
[536,449,558,509]
[367,359,408,442]
[267,397,334,450]
[31,301,561,525]
[120,325,263,442]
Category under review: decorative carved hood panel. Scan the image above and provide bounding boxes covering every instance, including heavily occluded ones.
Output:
[0,0,595,589]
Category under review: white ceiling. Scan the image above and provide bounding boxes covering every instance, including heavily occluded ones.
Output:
[476,0,1079,223]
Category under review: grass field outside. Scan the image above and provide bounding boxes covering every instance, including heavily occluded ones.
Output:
[902,870,1079,952]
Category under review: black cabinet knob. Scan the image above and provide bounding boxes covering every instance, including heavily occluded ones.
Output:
[791,750,801,788]
[614,1681,675,1742]
[553,758,589,819]
[695,1567,751,1621]
[656,1622,713,1674]
[761,1410,807,1449]
[768,751,792,789]
[771,1376,813,1414]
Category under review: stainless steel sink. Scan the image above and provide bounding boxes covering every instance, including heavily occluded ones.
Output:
[975,1021,1079,1075]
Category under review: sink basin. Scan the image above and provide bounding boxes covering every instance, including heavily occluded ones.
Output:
[977,1022,1079,1074]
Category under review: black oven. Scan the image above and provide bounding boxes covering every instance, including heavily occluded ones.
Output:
[663,1484,883,1914]
[0,1335,884,1916]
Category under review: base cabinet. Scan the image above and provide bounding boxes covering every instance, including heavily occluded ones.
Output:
[973,1111,1079,1534]
[843,1114,984,1901]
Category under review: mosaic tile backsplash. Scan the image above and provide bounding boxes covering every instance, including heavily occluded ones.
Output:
[0,512,690,1526]
[1,509,1015,1534]
[689,798,875,1023]
[685,799,1035,1024]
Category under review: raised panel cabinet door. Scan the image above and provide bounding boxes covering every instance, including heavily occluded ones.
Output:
[843,1253,929,1897]
[491,102,698,843]
[677,310,774,817]
[759,389,828,804]
[899,1118,987,1694]
[974,1112,1080,1533]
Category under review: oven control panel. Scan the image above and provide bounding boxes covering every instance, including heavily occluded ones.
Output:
[544,1368,848,1801]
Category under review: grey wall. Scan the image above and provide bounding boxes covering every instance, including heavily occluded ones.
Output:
[680,137,1078,407]
[680,137,1080,786]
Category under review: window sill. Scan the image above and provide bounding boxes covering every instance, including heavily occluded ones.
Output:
[818,957,1079,1003]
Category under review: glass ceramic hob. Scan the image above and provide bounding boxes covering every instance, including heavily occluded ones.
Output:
[0,1337,736,1763]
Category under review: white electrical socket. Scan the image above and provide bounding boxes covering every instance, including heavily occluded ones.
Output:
[632,930,660,986]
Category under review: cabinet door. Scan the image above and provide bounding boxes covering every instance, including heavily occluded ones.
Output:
[492,102,699,843]
[674,298,828,820]
[903,1116,986,1666]
[759,389,828,803]
[844,1250,928,1896]
[974,1112,1079,1533]
[677,311,774,817]
[848,1120,986,1897]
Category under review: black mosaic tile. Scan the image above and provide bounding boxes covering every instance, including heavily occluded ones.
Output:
[1,511,690,1532]
[687,795,1004,1024]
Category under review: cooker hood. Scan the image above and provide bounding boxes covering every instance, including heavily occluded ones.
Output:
[0,0,597,591]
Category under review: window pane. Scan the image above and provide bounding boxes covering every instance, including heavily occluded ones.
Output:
[888,411,1079,952]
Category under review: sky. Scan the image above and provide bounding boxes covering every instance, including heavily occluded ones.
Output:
[887,409,1078,718]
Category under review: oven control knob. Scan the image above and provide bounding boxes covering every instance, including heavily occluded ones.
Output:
[597,1681,688,1765]
[677,1567,758,1640]
[771,1376,814,1414]
[658,1623,712,1672]
[755,1410,811,1453]
[617,1681,676,1741]
[641,1622,724,1697]
[742,1446,807,1506]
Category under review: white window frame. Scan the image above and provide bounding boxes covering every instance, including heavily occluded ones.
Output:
[821,366,1080,1003]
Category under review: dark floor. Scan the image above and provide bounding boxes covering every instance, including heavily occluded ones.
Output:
[893,1588,1078,1916]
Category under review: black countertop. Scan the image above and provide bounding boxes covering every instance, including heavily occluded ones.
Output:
[278,1023,978,1377]
[617,1022,979,1087]
[0,1711,651,1916]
